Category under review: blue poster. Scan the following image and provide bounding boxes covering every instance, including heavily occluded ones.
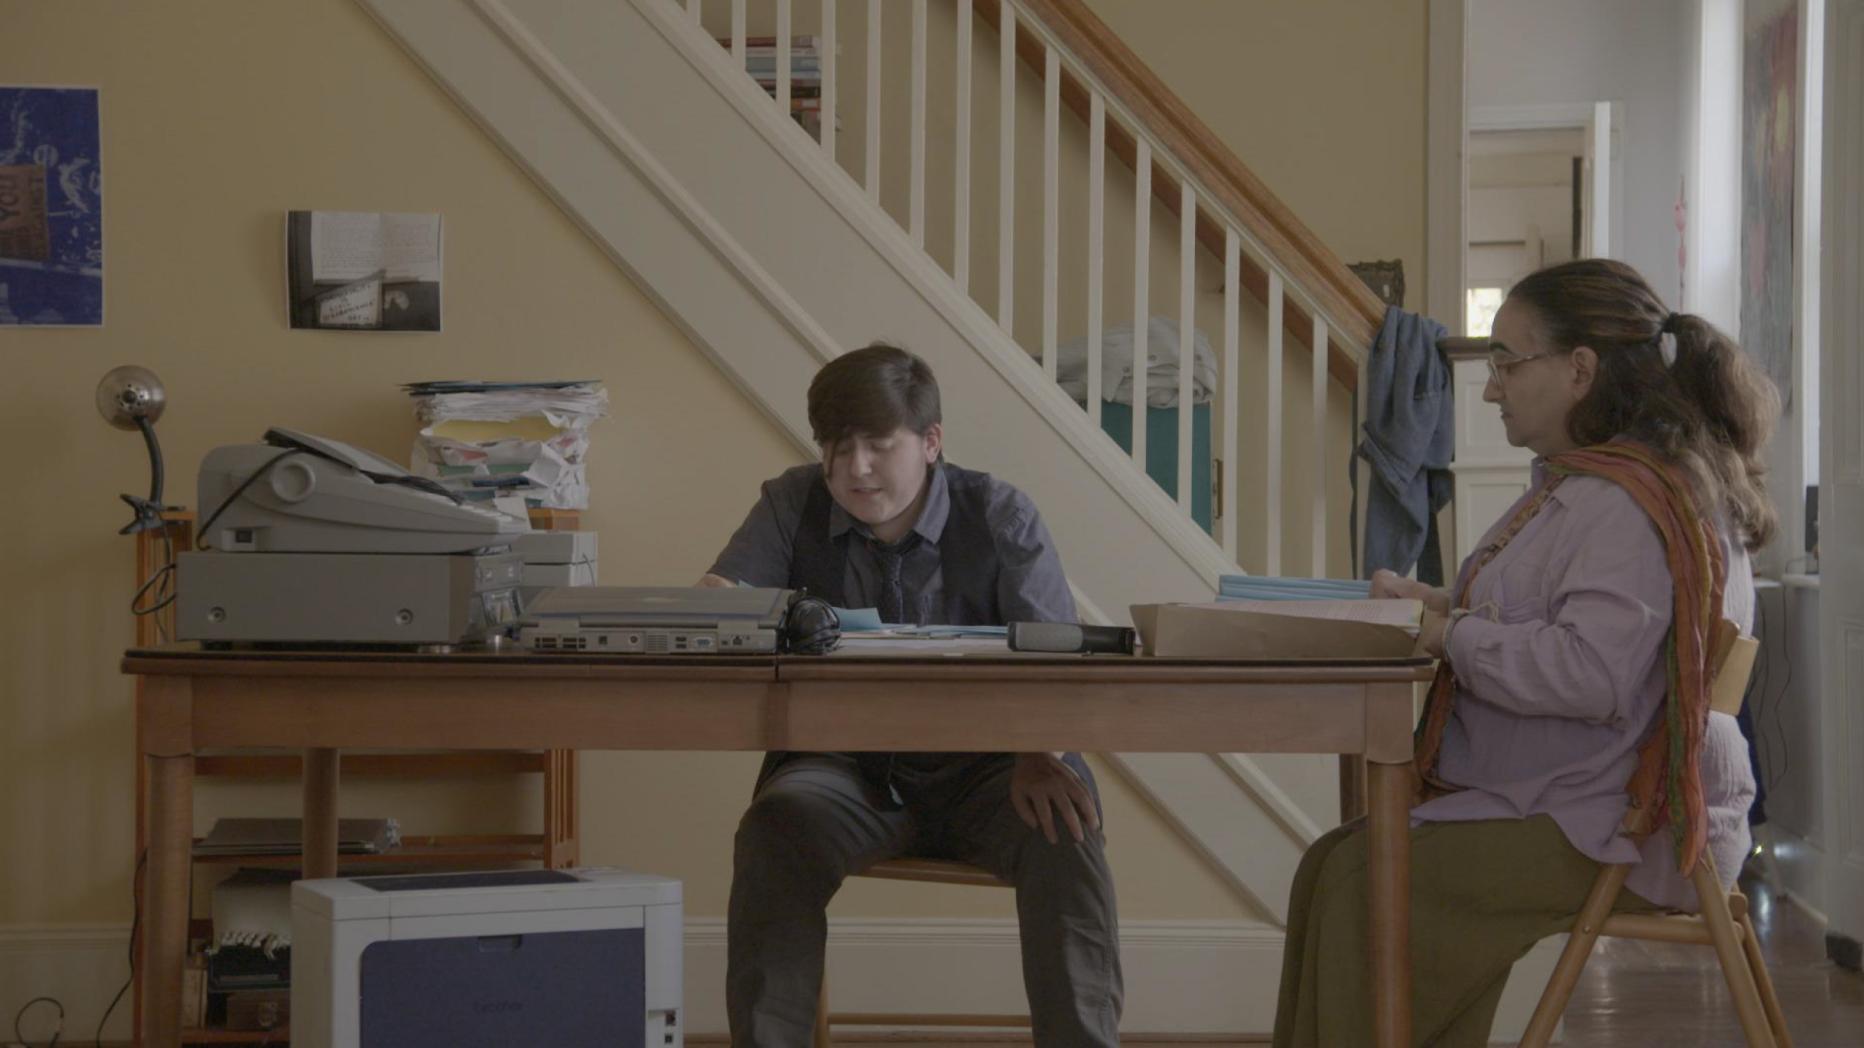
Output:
[0,86,103,326]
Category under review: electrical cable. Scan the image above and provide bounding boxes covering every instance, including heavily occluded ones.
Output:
[91,850,146,1048]
[130,519,177,638]
[193,449,301,551]
[11,996,62,1048]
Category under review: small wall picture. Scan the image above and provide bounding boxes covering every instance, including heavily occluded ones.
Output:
[0,86,104,326]
[287,210,442,331]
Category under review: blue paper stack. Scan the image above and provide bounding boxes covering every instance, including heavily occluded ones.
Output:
[1216,576,1373,602]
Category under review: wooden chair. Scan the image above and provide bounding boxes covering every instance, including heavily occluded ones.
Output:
[813,857,1031,1047]
[1519,621,1792,1048]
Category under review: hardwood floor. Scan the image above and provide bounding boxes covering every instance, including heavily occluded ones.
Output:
[1554,871,1864,1047]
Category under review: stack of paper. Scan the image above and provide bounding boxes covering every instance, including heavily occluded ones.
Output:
[1217,575,1372,602]
[404,380,608,510]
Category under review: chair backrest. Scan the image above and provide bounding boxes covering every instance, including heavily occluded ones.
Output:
[1709,621,1759,717]
[1619,620,1757,840]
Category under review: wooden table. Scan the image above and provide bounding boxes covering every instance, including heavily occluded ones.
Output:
[123,645,1434,1047]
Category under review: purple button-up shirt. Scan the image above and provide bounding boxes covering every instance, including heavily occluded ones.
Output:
[1415,460,1754,909]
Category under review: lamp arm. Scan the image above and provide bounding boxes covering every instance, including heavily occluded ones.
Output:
[135,413,165,508]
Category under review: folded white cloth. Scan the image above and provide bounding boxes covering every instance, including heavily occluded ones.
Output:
[1055,315,1218,408]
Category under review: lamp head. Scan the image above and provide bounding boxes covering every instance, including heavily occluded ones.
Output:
[96,365,166,431]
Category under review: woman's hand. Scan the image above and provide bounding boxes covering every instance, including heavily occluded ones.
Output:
[1011,753,1099,844]
[1370,569,1450,615]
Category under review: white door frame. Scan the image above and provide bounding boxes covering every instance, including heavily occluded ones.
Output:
[1467,102,1625,265]
[1426,0,1467,334]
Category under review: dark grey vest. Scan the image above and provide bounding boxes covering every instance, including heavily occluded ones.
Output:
[759,462,1003,797]
[785,462,1001,624]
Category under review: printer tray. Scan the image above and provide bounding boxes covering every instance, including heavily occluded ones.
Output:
[359,926,645,1048]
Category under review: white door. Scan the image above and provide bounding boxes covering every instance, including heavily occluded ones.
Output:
[1818,0,1864,950]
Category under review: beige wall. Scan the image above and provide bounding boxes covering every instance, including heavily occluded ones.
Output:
[0,0,1254,929]
[1,0,1425,931]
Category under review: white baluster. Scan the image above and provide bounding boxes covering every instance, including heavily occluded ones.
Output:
[731,0,745,65]
[910,0,927,246]
[777,0,792,114]
[821,0,836,156]
[865,0,881,201]
[953,0,971,291]
[1311,310,1329,577]
[1043,47,1060,380]
[1264,269,1284,577]
[1177,178,1195,514]
[1131,137,1150,476]
[997,3,1015,334]
[1086,92,1105,428]
[1221,228,1240,560]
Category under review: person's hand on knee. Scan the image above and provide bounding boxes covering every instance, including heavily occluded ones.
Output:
[1011,752,1098,844]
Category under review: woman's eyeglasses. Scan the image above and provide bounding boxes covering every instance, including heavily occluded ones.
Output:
[1485,350,1553,384]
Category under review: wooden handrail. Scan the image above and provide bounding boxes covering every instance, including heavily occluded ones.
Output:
[1439,336,1487,360]
[989,0,1388,391]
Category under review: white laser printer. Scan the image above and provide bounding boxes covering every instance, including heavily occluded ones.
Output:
[292,866,682,1048]
[176,428,529,646]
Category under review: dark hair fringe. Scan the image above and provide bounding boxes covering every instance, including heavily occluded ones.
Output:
[1507,259,1780,552]
[806,342,942,449]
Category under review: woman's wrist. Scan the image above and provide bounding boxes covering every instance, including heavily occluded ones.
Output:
[1442,608,1471,657]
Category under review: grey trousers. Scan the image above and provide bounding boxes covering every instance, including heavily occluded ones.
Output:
[726,752,1123,1047]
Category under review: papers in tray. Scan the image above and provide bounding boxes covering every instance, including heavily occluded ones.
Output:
[1131,597,1424,659]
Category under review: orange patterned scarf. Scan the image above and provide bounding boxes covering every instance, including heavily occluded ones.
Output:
[1413,441,1727,871]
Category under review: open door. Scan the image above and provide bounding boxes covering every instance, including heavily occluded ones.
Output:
[1579,100,1615,258]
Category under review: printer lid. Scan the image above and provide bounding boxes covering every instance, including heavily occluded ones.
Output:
[291,867,681,921]
[196,428,528,555]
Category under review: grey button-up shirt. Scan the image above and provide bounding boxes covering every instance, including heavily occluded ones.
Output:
[708,462,1077,626]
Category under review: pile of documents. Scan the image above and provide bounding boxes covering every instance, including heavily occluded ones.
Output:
[405,380,608,510]
[1134,576,1421,658]
[1217,575,1372,602]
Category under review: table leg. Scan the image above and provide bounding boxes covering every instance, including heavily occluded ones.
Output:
[1367,759,1413,1048]
[142,752,193,1047]
[303,748,340,879]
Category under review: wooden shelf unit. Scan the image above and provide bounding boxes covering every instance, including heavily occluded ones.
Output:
[130,511,579,1046]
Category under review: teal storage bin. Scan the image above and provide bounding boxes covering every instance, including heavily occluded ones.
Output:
[1097,400,1212,534]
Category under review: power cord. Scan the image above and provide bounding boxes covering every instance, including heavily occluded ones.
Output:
[10,997,62,1048]
[193,449,301,551]
[130,517,178,642]
[88,850,146,1048]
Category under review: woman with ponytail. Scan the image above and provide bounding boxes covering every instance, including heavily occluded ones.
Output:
[1272,259,1778,1047]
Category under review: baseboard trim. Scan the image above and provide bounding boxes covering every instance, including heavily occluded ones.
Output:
[4,917,1561,1042]
[0,923,134,1044]
[684,917,1282,1036]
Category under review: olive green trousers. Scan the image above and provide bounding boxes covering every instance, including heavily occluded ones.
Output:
[1272,814,1660,1048]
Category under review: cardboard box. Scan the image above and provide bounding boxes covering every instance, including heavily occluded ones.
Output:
[1131,599,1425,659]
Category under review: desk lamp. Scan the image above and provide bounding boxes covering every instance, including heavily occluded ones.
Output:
[96,365,171,534]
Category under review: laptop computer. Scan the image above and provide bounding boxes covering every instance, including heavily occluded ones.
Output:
[518,586,792,654]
